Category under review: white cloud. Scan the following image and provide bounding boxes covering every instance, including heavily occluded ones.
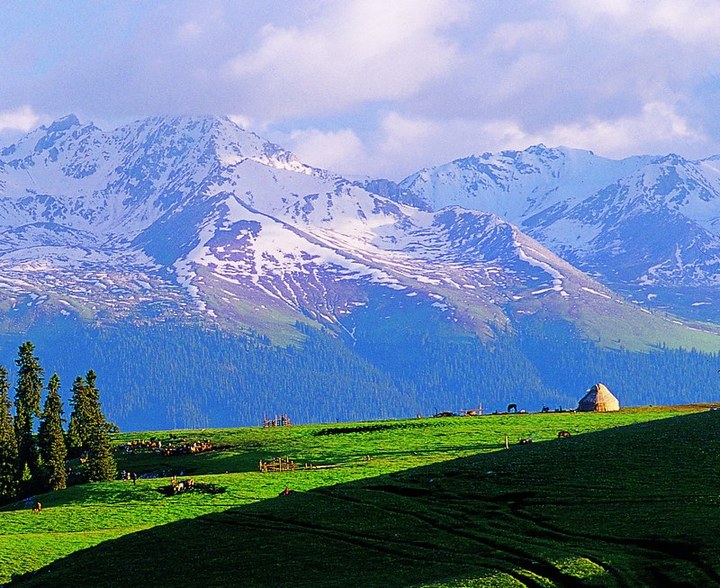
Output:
[289,128,370,176]
[176,20,203,42]
[3,2,720,176]
[392,102,708,164]
[284,103,710,180]
[486,20,568,53]
[225,0,466,117]
[286,112,488,179]
[227,113,254,130]
[537,101,706,157]
[0,105,42,133]
[563,0,720,46]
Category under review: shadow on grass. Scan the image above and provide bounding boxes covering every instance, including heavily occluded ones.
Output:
[10,411,720,587]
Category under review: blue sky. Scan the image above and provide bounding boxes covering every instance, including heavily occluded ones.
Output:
[2,0,719,179]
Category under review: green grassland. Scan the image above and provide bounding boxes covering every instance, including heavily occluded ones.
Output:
[2,405,720,586]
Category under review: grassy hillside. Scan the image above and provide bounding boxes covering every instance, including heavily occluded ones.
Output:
[3,406,719,586]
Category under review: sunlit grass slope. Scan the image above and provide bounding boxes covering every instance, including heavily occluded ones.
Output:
[3,405,718,586]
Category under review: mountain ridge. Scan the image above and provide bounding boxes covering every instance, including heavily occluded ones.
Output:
[0,114,718,351]
[2,115,720,428]
[393,144,720,320]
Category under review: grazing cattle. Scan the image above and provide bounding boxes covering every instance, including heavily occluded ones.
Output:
[433,411,456,418]
[558,430,571,439]
[507,403,518,414]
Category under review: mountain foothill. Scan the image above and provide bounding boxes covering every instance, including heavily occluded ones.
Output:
[1,115,719,429]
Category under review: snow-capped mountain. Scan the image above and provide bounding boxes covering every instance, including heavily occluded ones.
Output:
[395,146,720,318]
[0,116,715,350]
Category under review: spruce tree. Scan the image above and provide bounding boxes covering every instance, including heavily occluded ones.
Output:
[14,341,44,479]
[85,370,118,432]
[38,373,67,491]
[71,370,116,482]
[0,365,19,502]
[86,422,116,482]
[67,375,90,458]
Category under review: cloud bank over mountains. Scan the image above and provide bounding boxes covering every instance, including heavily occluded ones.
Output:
[2,0,720,178]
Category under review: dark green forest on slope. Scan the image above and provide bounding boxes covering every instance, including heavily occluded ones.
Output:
[0,304,716,431]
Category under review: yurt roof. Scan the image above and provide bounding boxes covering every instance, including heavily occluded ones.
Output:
[578,383,620,411]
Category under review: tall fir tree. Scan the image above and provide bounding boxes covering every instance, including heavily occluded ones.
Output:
[0,365,19,502]
[67,375,90,458]
[38,373,67,491]
[14,341,44,479]
[69,370,116,482]
[85,370,117,432]
[85,421,116,482]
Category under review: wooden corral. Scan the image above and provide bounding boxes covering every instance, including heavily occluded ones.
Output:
[259,456,345,473]
[259,456,297,473]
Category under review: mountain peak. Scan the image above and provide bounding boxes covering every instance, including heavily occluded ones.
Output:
[45,114,81,133]
[656,153,689,166]
[525,143,550,153]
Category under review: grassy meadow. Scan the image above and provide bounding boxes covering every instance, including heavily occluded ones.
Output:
[2,405,719,586]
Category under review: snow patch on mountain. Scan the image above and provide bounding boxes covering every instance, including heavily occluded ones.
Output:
[395,145,720,302]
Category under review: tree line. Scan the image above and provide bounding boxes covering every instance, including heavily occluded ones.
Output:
[0,341,116,504]
[1,312,719,430]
